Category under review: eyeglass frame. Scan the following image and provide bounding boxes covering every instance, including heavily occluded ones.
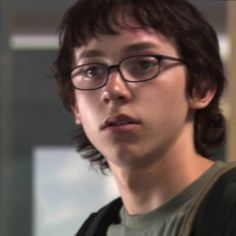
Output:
[70,54,186,91]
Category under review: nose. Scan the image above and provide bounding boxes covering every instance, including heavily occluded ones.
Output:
[101,70,133,104]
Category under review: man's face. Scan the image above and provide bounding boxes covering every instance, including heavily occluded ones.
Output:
[73,28,195,169]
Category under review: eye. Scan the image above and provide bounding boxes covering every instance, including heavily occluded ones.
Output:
[124,56,159,77]
[71,64,106,81]
[136,58,159,71]
[84,65,104,78]
[125,56,159,73]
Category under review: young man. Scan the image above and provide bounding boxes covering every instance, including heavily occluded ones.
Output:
[53,0,236,235]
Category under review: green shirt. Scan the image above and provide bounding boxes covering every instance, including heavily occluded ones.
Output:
[107,161,225,236]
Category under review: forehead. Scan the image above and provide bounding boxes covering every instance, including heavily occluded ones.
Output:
[74,28,178,61]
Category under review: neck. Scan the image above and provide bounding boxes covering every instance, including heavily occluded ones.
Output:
[109,153,213,215]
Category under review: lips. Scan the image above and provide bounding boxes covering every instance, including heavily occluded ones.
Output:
[101,114,141,130]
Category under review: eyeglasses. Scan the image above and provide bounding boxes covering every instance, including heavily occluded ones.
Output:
[70,54,186,91]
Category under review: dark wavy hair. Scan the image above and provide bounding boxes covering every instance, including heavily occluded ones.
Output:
[53,0,226,171]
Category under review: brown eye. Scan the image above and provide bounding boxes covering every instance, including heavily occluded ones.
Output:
[84,65,104,78]
[86,67,98,77]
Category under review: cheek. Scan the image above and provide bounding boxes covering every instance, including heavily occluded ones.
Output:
[79,104,98,127]
[138,74,189,127]
[75,94,102,135]
[142,75,188,108]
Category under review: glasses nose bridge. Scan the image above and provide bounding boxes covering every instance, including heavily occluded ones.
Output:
[107,64,122,78]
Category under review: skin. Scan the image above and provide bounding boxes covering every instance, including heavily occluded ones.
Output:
[73,28,216,215]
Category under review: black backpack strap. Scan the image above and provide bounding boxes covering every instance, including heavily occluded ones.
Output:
[224,192,236,236]
[75,197,122,236]
[75,213,97,236]
[180,162,236,236]
[192,166,236,236]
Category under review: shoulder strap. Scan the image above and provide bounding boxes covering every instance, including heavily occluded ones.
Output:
[193,164,236,236]
[75,197,122,236]
[75,213,97,236]
[179,161,236,236]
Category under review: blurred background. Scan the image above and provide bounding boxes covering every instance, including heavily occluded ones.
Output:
[0,0,235,236]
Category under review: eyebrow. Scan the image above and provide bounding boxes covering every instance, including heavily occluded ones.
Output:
[123,42,161,53]
[79,49,105,59]
[78,42,161,59]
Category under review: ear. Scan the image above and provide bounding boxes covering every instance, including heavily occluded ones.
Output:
[73,105,82,125]
[188,85,216,109]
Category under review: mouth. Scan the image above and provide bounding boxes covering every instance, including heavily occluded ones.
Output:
[101,114,141,130]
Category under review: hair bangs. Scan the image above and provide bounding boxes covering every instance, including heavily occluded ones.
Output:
[61,0,166,47]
